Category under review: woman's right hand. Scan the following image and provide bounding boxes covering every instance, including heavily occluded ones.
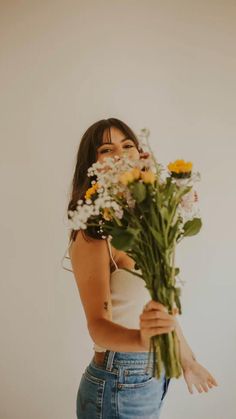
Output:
[139,300,178,350]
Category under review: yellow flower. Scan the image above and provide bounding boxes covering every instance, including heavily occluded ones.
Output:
[119,171,135,185]
[84,182,100,200]
[103,207,112,221]
[140,170,156,184]
[130,167,141,180]
[167,159,192,174]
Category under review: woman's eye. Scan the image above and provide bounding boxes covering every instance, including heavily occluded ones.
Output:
[100,144,134,154]
[100,148,112,154]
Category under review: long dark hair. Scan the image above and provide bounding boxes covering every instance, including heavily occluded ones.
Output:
[67,118,143,242]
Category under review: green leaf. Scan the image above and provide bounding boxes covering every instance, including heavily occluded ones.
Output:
[110,226,140,251]
[160,205,170,222]
[162,177,176,201]
[148,225,165,251]
[168,219,180,245]
[183,218,202,237]
[130,182,147,203]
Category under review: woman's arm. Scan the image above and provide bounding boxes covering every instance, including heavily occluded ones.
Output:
[70,230,146,352]
[174,316,219,393]
[174,317,197,369]
[88,318,145,351]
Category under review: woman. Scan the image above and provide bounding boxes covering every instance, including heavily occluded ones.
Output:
[66,118,218,418]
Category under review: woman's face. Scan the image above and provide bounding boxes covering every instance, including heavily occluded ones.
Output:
[96,126,140,163]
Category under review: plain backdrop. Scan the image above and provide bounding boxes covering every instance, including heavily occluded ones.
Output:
[0,1,236,418]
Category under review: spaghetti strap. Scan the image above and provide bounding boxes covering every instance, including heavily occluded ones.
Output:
[61,237,73,272]
[61,235,119,273]
[107,237,119,271]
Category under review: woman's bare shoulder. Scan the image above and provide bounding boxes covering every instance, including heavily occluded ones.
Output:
[69,230,110,273]
[69,229,104,252]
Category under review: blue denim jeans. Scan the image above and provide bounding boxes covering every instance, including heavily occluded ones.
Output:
[76,350,171,418]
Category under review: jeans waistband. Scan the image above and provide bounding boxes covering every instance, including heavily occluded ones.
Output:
[94,351,154,372]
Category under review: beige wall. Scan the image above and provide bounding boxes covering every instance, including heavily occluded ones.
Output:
[0,1,235,418]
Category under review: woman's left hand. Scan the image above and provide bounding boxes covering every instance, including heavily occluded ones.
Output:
[182,360,219,394]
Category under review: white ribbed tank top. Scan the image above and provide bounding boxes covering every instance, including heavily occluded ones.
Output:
[93,237,150,352]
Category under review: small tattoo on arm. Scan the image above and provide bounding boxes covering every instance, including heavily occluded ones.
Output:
[104,301,108,310]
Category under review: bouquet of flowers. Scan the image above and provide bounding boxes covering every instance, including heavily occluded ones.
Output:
[68,129,202,379]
